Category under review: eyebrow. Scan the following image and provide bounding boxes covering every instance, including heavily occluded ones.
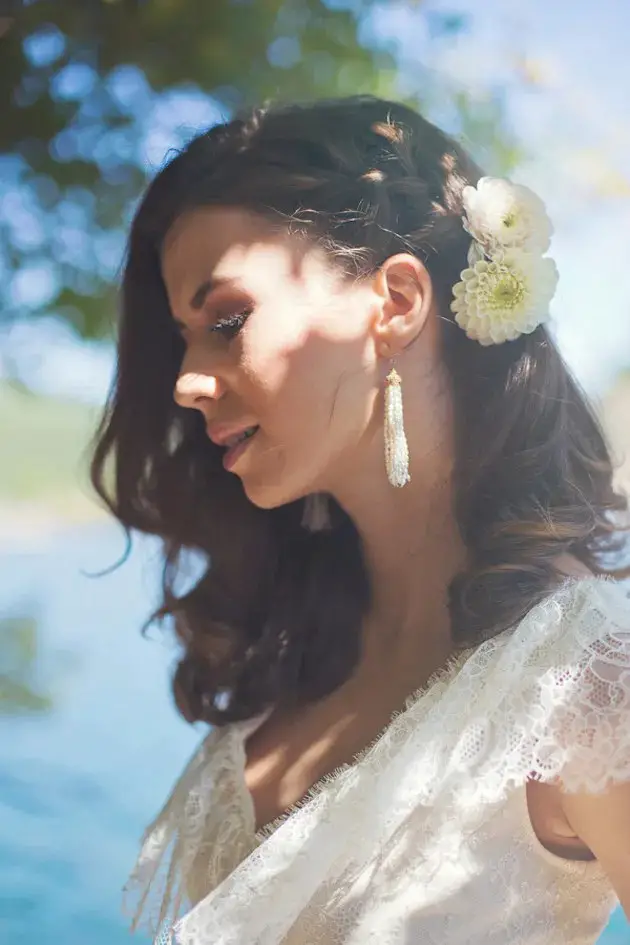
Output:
[172,276,236,330]
[189,276,235,310]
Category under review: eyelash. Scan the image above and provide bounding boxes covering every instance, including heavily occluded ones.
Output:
[210,308,252,340]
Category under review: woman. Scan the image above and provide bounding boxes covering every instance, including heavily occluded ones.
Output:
[91,95,630,944]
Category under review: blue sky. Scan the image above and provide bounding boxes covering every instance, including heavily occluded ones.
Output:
[3,0,629,402]
[367,0,630,395]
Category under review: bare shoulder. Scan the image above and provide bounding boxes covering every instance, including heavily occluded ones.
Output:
[561,782,630,916]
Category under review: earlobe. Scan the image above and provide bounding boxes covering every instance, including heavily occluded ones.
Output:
[371,253,433,357]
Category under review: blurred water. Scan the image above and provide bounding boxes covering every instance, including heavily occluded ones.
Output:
[0,523,198,944]
[0,523,627,943]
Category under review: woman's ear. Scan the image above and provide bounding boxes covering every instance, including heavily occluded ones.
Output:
[370,253,434,357]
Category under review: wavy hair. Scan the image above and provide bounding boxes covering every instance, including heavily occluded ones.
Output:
[90,95,629,725]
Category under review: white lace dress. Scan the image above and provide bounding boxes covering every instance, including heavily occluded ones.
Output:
[125,577,630,945]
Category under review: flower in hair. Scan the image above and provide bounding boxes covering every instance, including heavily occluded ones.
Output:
[451,177,558,345]
[462,177,553,256]
[451,250,559,346]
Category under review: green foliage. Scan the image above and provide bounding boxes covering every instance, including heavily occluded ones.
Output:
[0,381,102,510]
[0,0,518,339]
[0,614,54,715]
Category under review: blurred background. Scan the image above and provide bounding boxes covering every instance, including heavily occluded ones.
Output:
[0,1,628,943]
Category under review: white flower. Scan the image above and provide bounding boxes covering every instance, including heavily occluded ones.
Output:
[462,177,553,255]
[452,177,559,346]
[450,250,559,346]
[467,241,485,267]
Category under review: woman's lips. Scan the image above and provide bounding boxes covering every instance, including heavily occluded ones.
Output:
[222,426,259,471]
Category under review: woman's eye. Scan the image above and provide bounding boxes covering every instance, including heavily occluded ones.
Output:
[210,308,252,340]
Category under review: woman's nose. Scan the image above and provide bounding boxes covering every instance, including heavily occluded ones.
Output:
[173,371,224,410]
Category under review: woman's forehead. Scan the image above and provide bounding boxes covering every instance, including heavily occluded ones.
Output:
[161,206,277,267]
[161,206,337,299]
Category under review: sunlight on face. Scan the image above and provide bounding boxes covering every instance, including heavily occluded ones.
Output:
[161,206,382,508]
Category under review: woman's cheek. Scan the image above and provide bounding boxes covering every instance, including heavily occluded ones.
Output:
[244,323,310,395]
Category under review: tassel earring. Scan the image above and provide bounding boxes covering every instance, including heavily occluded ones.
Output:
[384,364,411,488]
[301,493,331,532]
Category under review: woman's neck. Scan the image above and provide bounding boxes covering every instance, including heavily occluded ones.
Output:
[325,360,465,681]
[333,452,466,684]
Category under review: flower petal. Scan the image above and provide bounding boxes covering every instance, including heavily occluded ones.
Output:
[449,248,557,346]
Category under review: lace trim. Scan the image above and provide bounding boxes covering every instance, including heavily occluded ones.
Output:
[168,578,630,945]
[255,576,630,844]
[123,719,262,938]
[253,645,476,843]
[526,579,630,793]
[127,576,630,944]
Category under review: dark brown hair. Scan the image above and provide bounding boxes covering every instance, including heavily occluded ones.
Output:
[90,95,629,726]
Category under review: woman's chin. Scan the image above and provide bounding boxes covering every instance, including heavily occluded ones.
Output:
[241,480,308,513]
[241,482,290,511]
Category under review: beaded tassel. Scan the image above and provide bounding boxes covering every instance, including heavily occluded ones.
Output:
[384,366,411,488]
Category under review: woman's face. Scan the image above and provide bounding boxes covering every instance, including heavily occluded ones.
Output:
[161,206,382,509]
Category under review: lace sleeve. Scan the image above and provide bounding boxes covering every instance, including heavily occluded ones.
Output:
[526,579,630,794]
